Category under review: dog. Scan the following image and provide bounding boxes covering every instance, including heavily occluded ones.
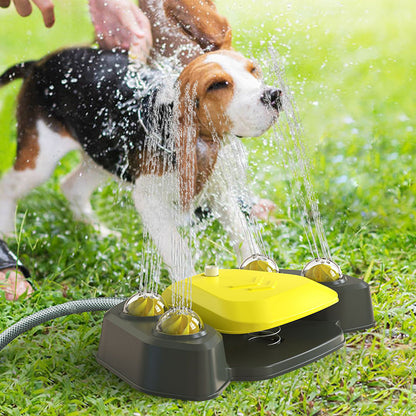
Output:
[0,39,281,278]
[139,0,278,222]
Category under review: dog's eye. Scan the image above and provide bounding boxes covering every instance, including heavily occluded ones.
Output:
[207,81,229,92]
[250,66,259,75]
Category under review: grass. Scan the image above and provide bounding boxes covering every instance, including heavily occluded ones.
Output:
[1,0,416,414]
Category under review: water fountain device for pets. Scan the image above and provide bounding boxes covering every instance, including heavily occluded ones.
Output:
[96,256,374,401]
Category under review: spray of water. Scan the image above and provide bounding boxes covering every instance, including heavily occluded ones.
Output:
[265,44,332,261]
[169,82,199,310]
[124,58,177,298]
[193,126,268,266]
[123,42,334,315]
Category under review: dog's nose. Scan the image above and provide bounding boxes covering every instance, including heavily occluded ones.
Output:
[261,88,282,111]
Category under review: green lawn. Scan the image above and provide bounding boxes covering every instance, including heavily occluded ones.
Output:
[1,0,415,414]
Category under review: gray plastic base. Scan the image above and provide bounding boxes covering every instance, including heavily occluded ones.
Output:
[281,271,375,332]
[96,270,374,400]
[97,304,344,400]
[97,302,230,401]
[223,320,344,381]
[311,275,375,332]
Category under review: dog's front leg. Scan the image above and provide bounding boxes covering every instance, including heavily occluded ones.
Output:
[209,191,260,266]
[132,174,195,281]
[204,140,261,265]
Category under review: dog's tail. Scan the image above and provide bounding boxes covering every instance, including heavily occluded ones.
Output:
[0,61,36,88]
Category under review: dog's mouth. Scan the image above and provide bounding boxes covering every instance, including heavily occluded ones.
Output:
[261,88,283,113]
[232,88,283,138]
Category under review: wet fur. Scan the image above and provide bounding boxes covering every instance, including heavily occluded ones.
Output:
[0,47,281,277]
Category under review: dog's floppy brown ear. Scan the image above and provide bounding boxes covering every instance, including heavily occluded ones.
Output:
[164,0,232,52]
[175,82,199,211]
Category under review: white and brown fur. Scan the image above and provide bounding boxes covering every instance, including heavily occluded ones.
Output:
[0,4,281,277]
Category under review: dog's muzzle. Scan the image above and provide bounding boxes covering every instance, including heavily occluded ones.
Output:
[261,88,282,112]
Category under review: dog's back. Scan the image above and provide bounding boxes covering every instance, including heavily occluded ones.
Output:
[1,48,175,181]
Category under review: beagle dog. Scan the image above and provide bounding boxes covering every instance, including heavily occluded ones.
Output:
[140,0,277,222]
[0,45,281,278]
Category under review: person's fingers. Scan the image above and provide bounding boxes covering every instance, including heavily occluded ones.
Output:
[0,0,12,9]
[129,40,149,62]
[129,8,152,60]
[33,0,55,27]
[132,7,152,40]
[12,0,32,17]
[118,6,146,38]
[98,33,126,50]
[96,36,113,50]
[90,0,152,58]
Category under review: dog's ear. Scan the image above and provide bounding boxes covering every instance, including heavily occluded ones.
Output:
[175,83,199,211]
[220,28,233,50]
[164,0,232,52]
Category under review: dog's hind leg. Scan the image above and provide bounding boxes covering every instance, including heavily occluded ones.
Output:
[0,119,80,236]
[60,154,115,236]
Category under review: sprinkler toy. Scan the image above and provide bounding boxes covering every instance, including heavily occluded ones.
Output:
[161,268,338,334]
[0,255,374,401]
[95,256,374,400]
[0,3,375,403]
[124,292,166,317]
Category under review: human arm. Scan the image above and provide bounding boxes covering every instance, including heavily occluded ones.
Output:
[0,0,55,27]
[1,0,152,61]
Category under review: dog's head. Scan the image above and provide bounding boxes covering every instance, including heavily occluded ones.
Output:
[177,49,281,138]
[174,49,281,209]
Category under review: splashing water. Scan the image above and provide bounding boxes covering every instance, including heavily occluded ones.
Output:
[203,134,268,260]
[265,45,332,261]
[170,82,198,310]
[125,58,197,309]
[138,233,162,294]
[123,58,176,298]
[124,52,267,308]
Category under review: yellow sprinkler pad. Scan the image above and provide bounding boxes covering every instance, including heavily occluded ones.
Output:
[240,254,279,273]
[156,308,203,335]
[162,269,339,334]
[302,258,342,283]
[124,293,166,317]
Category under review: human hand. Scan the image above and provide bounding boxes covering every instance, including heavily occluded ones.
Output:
[89,0,152,62]
[251,198,276,221]
[0,0,55,27]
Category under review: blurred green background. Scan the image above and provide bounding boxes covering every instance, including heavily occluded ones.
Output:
[1,0,415,414]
